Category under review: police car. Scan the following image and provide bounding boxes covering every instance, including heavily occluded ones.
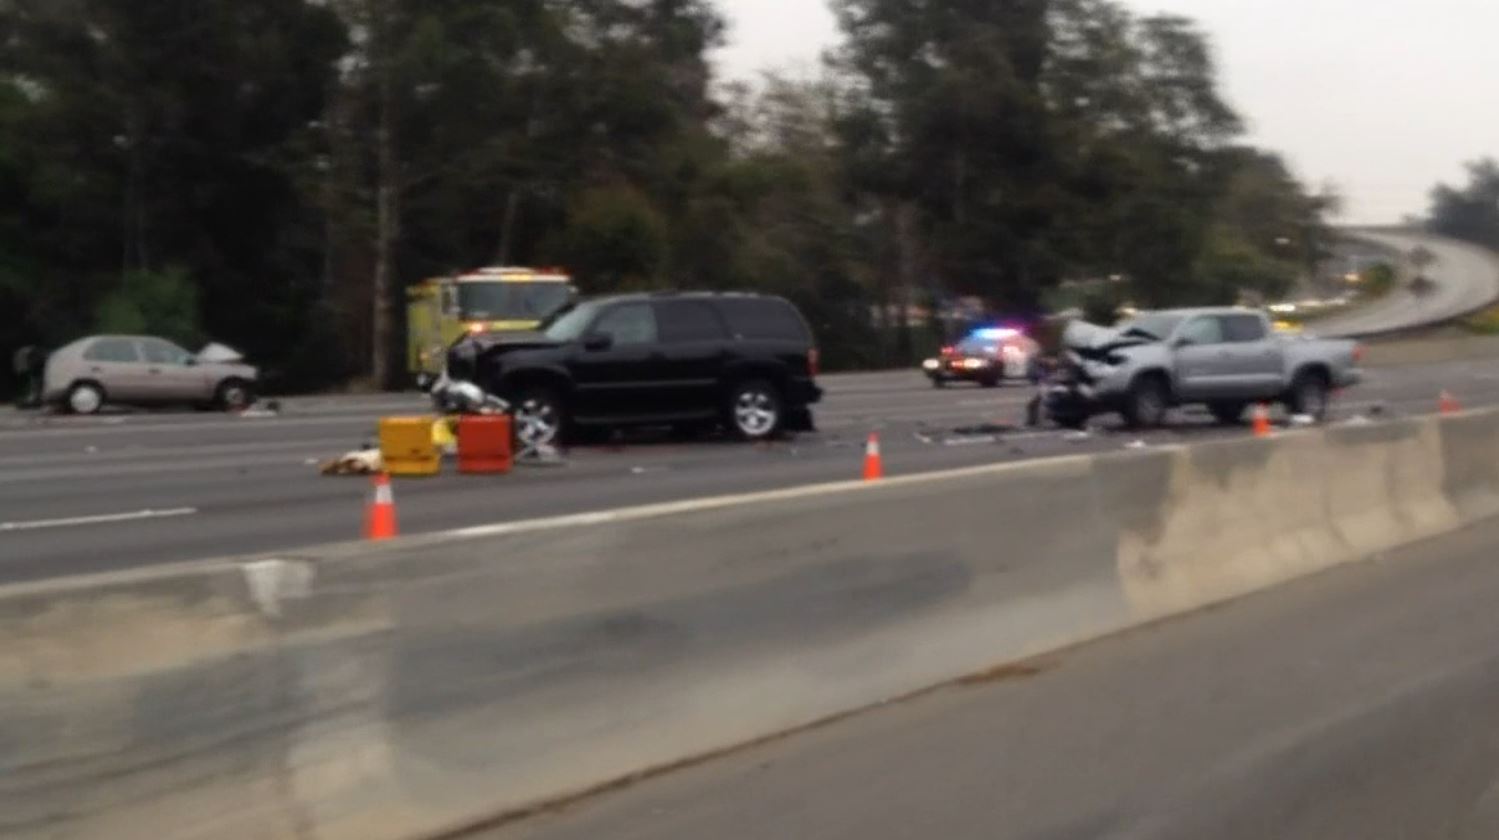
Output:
[922,327,1040,388]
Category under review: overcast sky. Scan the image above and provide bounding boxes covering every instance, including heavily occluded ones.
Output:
[713,0,1499,224]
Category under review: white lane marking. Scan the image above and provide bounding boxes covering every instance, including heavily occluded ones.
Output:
[446,451,1106,542]
[0,508,198,533]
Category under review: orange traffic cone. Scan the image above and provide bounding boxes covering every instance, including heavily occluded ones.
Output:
[1251,403,1272,438]
[1439,390,1461,415]
[365,472,398,540]
[863,432,884,482]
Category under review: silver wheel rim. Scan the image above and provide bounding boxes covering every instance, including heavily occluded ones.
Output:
[734,389,777,437]
[70,387,101,414]
[515,398,559,447]
[222,386,248,409]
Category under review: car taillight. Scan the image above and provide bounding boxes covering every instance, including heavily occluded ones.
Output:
[807,347,821,376]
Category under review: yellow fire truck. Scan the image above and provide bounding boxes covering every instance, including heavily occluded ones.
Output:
[407,267,577,377]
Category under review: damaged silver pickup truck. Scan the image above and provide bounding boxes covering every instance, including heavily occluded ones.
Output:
[1044,307,1363,429]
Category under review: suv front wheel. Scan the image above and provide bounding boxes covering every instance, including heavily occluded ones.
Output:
[513,387,566,449]
[727,380,783,441]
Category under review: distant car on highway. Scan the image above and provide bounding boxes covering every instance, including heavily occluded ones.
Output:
[446,292,822,446]
[1045,308,1362,429]
[922,327,1040,388]
[43,335,259,414]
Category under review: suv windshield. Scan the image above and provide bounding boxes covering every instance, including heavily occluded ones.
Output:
[457,282,572,321]
[541,301,600,342]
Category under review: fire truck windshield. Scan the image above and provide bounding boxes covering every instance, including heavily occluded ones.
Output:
[456,281,572,321]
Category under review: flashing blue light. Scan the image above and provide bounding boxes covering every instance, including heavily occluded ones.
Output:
[973,327,1021,341]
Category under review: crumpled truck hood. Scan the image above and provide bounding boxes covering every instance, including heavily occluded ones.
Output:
[1061,320,1157,357]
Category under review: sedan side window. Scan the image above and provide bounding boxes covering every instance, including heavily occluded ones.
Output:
[591,304,658,346]
[1177,317,1224,346]
[139,339,191,365]
[83,338,141,363]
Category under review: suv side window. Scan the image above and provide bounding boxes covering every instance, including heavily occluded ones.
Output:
[1220,314,1268,342]
[717,298,810,342]
[655,300,729,343]
[84,338,141,363]
[591,303,658,346]
[1177,317,1224,346]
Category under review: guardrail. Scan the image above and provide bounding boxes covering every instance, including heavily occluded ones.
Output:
[5,409,1499,839]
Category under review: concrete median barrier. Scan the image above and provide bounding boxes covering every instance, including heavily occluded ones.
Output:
[1362,334,1499,367]
[4,410,1499,839]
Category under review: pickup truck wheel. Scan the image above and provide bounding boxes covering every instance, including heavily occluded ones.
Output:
[1121,376,1170,429]
[1208,401,1247,425]
[1288,371,1330,421]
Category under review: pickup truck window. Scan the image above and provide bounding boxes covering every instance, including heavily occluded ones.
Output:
[1178,317,1224,346]
[1118,313,1183,340]
[1221,314,1268,342]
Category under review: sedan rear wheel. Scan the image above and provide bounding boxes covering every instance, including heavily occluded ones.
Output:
[67,382,105,415]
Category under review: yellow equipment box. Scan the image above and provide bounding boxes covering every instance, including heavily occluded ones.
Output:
[379,416,441,476]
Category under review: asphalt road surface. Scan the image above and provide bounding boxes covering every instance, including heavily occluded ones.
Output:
[1316,230,1499,337]
[483,515,1499,840]
[4,359,1499,584]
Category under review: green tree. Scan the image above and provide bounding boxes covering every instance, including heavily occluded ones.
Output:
[1,0,347,388]
[1429,159,1499,251]
[93,267,201,343]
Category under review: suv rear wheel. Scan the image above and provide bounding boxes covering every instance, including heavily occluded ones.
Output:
[727,380,783,441]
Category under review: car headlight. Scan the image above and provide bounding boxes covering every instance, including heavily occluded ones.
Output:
[963,358,988,370]
[923,358,940,370]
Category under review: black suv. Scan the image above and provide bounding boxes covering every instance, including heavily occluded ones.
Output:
[446,292,823,445]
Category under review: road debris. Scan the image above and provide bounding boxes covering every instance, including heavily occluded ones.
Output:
[320,445,383,476]
[943,434,998,446]
[238,399,282,418]
[518,442,566,467]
